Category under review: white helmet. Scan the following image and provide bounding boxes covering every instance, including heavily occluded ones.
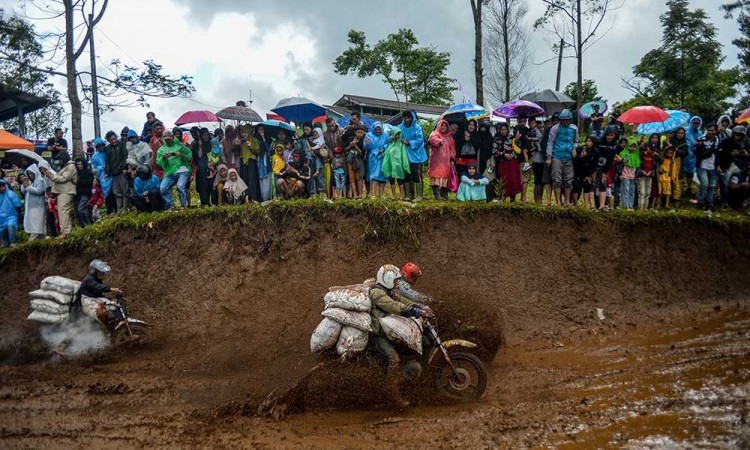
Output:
[89,259,111,274]
[376,264,401,289]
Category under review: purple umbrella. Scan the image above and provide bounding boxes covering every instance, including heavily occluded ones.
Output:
[492,100,545,119]
[174,110,223,126]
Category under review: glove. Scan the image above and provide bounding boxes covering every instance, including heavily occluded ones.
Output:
[402,306,424,319]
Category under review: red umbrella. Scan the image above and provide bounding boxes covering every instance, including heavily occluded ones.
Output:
[174,110,222,126]
[266,112,286,121]
[616,106,670,124]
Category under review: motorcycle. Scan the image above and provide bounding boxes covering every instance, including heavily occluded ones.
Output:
[401,315,488,403]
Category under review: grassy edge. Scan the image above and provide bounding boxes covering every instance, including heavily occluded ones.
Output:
[1,199,748,262]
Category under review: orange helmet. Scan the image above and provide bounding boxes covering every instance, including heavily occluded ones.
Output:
[401,263,422,284]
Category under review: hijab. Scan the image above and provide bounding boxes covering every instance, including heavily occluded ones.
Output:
[75,157,94,186]
[224,168,248,201]
[239,125,260,161]
[463,162,481,180]
[223,125,238,165]
[312,128,325,149]
[213,163,229,189]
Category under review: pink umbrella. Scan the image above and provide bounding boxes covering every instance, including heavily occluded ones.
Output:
[174,110,223,126]
[616,106,670,125]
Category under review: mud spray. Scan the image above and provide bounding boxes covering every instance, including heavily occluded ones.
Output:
[40,316,110,356]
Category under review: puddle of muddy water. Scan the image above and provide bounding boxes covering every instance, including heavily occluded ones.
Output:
[544,310,750,449]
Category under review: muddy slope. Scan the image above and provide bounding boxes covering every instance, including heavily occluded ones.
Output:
[0,205,748,411]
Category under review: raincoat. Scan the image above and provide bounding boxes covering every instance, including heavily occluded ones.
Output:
[127,140,152,168]
[684,116,703,174]
[428,119,456,181]
[0,181,21,232]
[364,122,389,183]
[381,129,411,180]
[91,150,112,197]
[398,111,426,164]
[20,164,46,236]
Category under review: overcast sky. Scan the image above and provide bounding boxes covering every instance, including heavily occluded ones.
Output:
[0,0,742,139]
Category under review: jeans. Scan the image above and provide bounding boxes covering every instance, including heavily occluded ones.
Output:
[1,221,17,247]
[719,169,731,206]
[620,178,636,208]
[637,177,653,209]
[697,167,717,207]
[160,171,190,209]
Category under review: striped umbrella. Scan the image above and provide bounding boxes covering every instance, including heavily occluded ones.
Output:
[441,103,491,122]
[578,100,608,119]
[636,110,691,135]
[738,108,750,124]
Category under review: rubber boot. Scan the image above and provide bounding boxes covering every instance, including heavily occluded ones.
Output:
[432,186,441,200]
[115,197,123,214]
[403,182,413,201]
[440,187,449,201]
[121,196,130,214]
[386,367,410,409]
[414,183,423,202]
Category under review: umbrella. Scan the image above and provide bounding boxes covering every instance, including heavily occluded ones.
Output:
[441,103,491,122]
[636,110,691,135]
[174,110,222,126]
[337,113,376,129]
[521,89,574,116]
[216,105,263,123]
[492,100,545,119]
[259,119,296,139]
[738,108,750,124]
[271,97,326,124]
[3,149,43,166]
[617,106,670,125]
[578,100,608,119]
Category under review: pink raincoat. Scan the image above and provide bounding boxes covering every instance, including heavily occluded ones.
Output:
[428,119,456,183]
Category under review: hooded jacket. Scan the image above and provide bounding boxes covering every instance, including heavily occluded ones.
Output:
[364,122,389,182]
[684,116,703,173]
[0,181,22,229]
[398,111,426,164]
[717,115,733,142]
[157,139,192,178]
[20,164,46,235]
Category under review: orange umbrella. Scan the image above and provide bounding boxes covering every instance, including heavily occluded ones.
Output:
[738,108,750,124]
[0,130,34,150]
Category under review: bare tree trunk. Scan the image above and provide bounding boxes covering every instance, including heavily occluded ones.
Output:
[471,0,484,105]
[63,0,83,158]
[555,38,564,91]
[576,0,584,130]
[501,0,511,102]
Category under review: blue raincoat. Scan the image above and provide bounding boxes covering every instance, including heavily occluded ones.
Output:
[91,150,112,197]
[398,111,426,164]
[364,122,389,182]
[684,116,703,174]
[0,181,21,232]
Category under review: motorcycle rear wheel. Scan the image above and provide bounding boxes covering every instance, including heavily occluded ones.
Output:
[432,352,487,402]
[113,322,149,346]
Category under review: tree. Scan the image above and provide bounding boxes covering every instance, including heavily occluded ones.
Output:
[723,1,750,110]
[484,0,533,104]
[333,29,456,106]
[534,0,622,129]
[0,1,195,156]
[622,0,739,120]
[0,9,65,140]
[562,79,603,114]
[469,0,486,105]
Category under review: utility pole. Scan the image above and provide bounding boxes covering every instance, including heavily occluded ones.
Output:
[555,38,564,91]
[248,89,253,106]
[88,10,101,137]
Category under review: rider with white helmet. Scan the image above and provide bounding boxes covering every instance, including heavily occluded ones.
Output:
[369,264,431,408]
[70,259,122,319]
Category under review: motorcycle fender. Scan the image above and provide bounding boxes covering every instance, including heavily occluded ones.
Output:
[115,318,149,331]
[427,339,477,365]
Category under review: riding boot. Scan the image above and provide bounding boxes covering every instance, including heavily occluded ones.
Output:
[414,183,423,201]
[403,182,413,201]
[432,186,441,200]
[386,366,410,409]
[440,187,449,201]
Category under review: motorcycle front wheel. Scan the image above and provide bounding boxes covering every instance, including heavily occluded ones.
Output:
[113,322,149,346]
[432,352,487,402]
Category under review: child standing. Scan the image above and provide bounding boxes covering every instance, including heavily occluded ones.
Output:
[658,146,678,209]
[331,147,346,199]
[272,144,286,199]
[616,142,640,209]
[638,134,660,210]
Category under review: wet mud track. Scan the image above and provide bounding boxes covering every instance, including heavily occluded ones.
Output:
[1,305,748,449]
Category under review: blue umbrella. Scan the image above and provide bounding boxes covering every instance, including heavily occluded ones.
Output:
[271,97,326,124]
[337,113,376,130]
[441,103,490,122]
[578,101,608,119]
[260,119,296,139]
[636,110,691,135]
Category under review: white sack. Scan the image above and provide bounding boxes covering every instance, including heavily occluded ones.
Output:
[379,315,423,355]
[321,308,372,332]
[81,296,108,321]
[27,310,69,324]
[28,289,73,305]
[327,278,376,293]
[336,326,368,356]
[324,289,371,313]
[40,276,80,295]
[30,299,68,315]
[310,318,343,353]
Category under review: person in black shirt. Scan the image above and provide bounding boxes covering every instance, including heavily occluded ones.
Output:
[46,128,68,158]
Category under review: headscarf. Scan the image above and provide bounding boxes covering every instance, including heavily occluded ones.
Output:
[312,128,325,149]
[224,168,248,202]
[56,151,71,165]
[211,138,221,155]
[75,157,94,186]
[430,119,451,142]
[213,163,229,189]
[365,122,389,155]
[239,125,260,161]
[223,125,238,166]
[463,161,481,180]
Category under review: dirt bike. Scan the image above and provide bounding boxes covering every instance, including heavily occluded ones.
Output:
[402,315,488,403]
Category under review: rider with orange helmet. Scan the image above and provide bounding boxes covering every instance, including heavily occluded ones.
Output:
[396,262,433,305]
